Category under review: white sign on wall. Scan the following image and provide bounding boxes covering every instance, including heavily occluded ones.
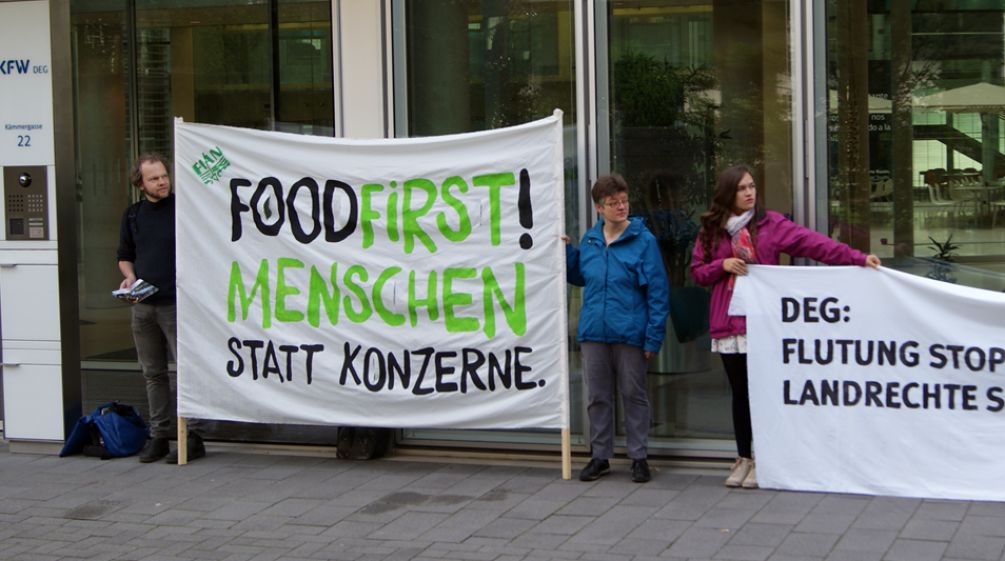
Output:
[0,0,54,165]
[174,113,570,430]
[735,266,1005,501]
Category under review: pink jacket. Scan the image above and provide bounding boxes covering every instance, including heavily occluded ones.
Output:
[690,211,867,339]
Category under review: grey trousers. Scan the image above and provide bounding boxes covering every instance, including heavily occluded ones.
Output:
[131,303,200,438]
[581,342,651,460]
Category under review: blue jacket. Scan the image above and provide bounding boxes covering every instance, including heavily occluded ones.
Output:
[566,217,670,353]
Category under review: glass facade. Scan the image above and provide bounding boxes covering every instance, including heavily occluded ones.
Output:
[73,0,334,365]
[825,0,1005,291]
[72,0,336,443]
[66,0,1005,454]
[392,0,582,447]
[595,0,794,451]
[73,1,134,362]
[398,1,576,137]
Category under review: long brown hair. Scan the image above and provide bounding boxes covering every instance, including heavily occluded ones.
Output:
[697,164,765,262]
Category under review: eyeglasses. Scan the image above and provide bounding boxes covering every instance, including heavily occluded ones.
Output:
[604,198,629,208]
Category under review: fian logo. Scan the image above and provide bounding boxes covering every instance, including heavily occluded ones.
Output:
[0,59,30,75]
[191,146,231,185]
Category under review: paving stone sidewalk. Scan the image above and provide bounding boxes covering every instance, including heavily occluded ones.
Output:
[1,442,1003,561]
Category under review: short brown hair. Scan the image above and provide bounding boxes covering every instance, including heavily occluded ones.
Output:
[591,174,628,205]
[130,153,170,188]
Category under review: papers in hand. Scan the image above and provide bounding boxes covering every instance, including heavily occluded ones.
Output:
[112,279,158,303]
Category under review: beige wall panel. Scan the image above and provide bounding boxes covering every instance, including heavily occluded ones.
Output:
[338,0,386,138]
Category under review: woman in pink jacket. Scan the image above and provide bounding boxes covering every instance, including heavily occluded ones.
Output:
[691,165,881,489]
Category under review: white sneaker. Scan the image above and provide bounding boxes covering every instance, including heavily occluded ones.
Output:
[741,461,758,489]
[725,457,752,487]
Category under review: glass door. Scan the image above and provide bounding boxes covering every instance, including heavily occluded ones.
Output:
[74,0,334,365]
[392,0,583,449]
[595,0,796,451]
[73,0,335,444]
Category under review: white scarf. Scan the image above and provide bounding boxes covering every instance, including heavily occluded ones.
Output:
[726,209,754,237]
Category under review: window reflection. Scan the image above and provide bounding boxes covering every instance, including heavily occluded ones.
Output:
[277,0,334,135]
[73,0,334,362]
[827,1,1005,288]
[403,0,575,135]
[600,1,793,446]
[396,0,581,445]
[73,2,133,362]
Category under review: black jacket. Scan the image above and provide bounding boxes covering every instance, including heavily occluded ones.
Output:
[116,194,176,304]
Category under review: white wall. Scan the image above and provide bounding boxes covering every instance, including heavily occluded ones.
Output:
[334,0,391,139]
[0,0,64,442]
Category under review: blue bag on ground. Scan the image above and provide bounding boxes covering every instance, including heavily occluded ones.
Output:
[59,402,149,459]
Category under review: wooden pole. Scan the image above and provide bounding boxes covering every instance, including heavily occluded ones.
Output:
[177,417,188,465]
[550,109,572,482]
[561,428,571,480]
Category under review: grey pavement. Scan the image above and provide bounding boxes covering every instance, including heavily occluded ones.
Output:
[2,440,1004,561]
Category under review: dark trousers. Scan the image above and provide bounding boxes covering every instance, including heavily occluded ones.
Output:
[132,303,177,438]
[132,303,200,438]
[720,353,752,458]
[581,342,651,460]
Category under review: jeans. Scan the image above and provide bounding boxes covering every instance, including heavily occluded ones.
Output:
[581,342,651,460]
[131,303,190,439]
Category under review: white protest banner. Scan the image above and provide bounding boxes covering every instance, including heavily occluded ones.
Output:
[735,265,1005,501]
[173,113,569,430]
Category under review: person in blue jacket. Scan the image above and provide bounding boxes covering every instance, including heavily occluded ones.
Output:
[564,174,670,483]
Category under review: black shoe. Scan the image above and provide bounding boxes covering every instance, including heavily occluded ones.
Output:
[165,434,206,464]
[138,437,169,463]
[631,459,651,483]
[579,458,611,481]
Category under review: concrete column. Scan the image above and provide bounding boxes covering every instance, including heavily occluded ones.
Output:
[337,0,389,138]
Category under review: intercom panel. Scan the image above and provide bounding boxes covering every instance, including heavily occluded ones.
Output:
[3,165,48,240]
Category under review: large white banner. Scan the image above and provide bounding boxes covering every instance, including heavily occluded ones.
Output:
[174,113,569,429]
[735,266,1005,501]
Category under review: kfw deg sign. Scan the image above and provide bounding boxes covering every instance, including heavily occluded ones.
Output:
[0,59,48,75]
[0,0,56,165]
